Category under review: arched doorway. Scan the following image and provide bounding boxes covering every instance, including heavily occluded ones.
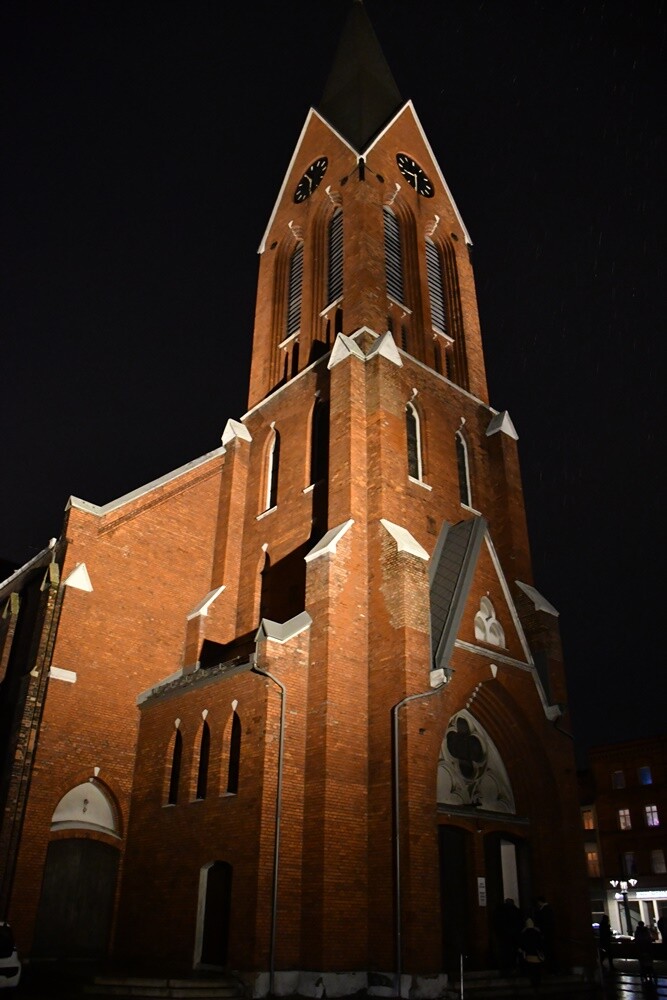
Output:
[195,861,232,968]
[32,780,120,960]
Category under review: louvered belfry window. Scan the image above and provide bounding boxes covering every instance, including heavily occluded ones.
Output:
[384,207,404,304]
[426,238,447,334]
[287,241,304,337]
[328,210,343,304]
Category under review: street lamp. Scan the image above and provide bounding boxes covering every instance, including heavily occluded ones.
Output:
[609,878,638,934]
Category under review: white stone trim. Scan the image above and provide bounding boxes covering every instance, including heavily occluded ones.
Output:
[380,519,429,560]
[68,447,225,518]
[328,333,366,368]
[304,519,354,562]
[222,418,252,447]
[255,611,313,644]
[49,666,77,684]
[516,580,559,616]
[186,586,226,621]
[366,330,403,366]
[486,410,519,440]
[63,563,93,592]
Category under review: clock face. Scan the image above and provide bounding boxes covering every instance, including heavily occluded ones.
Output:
[293,157,328,203]
[396,153,434,197]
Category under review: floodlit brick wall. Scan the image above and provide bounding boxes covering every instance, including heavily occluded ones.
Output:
[8,454,224,954]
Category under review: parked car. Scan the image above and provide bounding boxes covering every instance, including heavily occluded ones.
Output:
[0,922,21,992]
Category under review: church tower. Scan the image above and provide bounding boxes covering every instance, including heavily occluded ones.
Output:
[0,3,592,994]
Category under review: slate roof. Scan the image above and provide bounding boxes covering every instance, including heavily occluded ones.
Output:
[318,0,403,151]
[429,517,487,671]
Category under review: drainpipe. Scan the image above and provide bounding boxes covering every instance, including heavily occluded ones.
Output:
[392,681,447,999]
[251,661,286,998]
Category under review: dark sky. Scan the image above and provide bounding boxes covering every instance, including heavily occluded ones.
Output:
[1,1,664,763]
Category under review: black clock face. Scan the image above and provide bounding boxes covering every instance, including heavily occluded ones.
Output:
[293,157,328,203]
[396,153,434,197]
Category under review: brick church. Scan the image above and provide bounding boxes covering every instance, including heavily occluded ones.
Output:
[0,3,593,995]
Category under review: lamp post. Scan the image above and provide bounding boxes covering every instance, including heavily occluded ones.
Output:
[609,878,638,934]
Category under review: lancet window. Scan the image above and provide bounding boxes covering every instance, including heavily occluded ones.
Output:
[384,207,404,304]
[426,237,447,335]
[455,430,471,506]
[167,728,183,805]
[195,721,211,800]
[286,240,304,338]
[327,209,343,305]
[406,402,423,481]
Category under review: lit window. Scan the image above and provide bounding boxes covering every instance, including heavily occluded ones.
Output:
[645,804,660,827]
[618,808,631,830]
[455,431,471,506]
[612,770,625,789]
[638,765,653,786]
[586,850,600,877]
[582,809,595,830]
[651,850,666,874]
[406,402,423,481]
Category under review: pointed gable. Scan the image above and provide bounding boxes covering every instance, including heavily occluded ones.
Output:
[430,519,533,671]
[318,0,403,151]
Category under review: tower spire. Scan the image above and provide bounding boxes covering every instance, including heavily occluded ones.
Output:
[318,1,403,151]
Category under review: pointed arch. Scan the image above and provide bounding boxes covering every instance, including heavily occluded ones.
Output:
[455,429,471,506]
[406,401,423,481]
[437,709,515,813]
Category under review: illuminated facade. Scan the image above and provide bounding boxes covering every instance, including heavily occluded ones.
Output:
[1,4,594,993]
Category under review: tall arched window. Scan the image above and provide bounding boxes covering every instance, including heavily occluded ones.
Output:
[426,238,447,335]
[265,428,280,510]
[384,207,404,304]
[227,712,241,795]
[327,209,343,305]
[406,402,423,481]
[455,431,471,506]
[196,721,211,800]
[287,241,304,338]
[168,729,183,805]
[310,400,329,486]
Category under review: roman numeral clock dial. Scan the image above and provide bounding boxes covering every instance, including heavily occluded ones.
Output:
[293,157,328,203]
[396,153,434,197]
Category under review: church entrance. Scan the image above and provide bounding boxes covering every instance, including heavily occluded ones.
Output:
[32,837,119,959]
[438,825,472,974]
[196,861,232,968]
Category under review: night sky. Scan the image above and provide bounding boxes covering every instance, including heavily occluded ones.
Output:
[1,1,664,763]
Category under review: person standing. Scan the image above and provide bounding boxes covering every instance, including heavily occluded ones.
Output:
[634,921,654,985]
[519,918,545,991]
[493,897,523,976]
[598,914,615,973]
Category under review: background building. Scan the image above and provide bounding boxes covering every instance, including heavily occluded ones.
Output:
[580,737,667,937]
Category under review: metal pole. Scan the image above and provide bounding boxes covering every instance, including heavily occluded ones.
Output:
[623,891,632,935]
[392,683,446,998]
[252,662,286,998]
